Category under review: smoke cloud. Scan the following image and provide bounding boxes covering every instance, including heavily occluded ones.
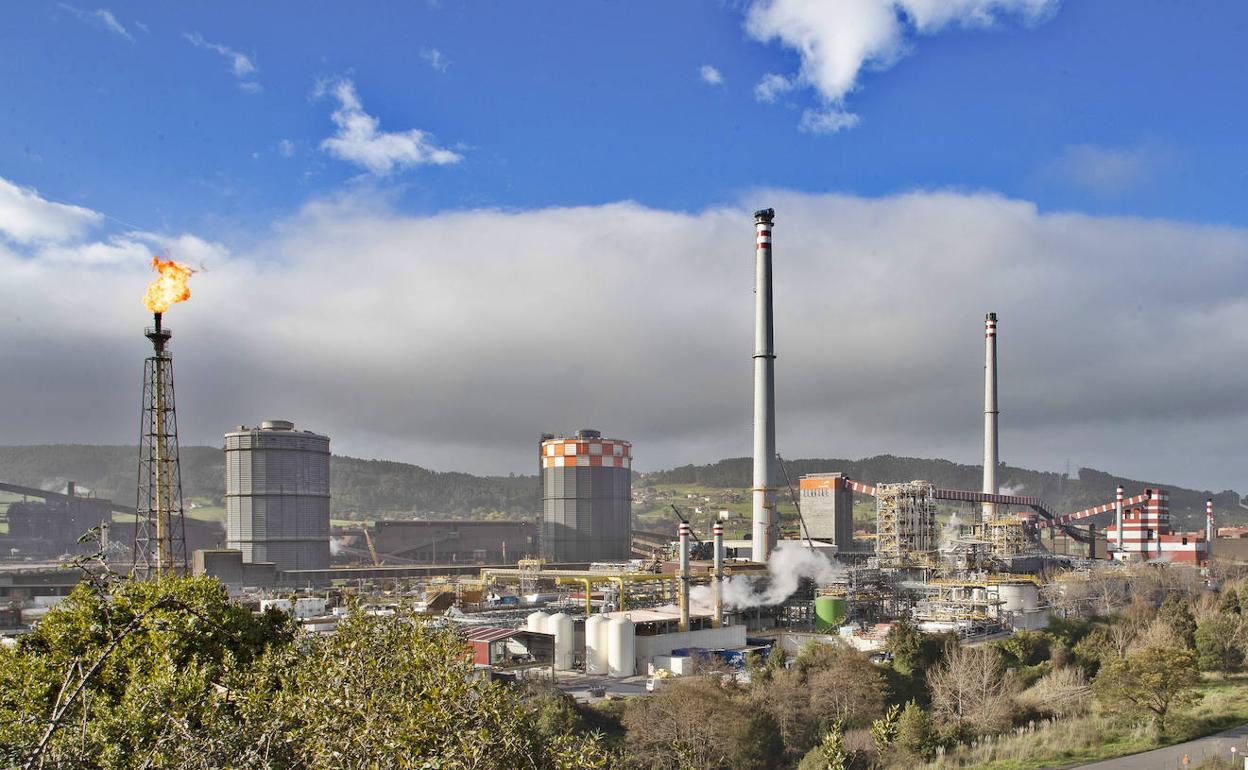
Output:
[692,541,844,611]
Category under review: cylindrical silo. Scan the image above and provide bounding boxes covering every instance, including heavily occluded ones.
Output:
[584,615,609,675]
[540,429,632,563]
[526,610,549,633]
[607,616,635,678]
[548,612,574,671]
[225,420,330,571]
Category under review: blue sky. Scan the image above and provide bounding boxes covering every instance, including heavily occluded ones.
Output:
[4,0,1247,241]
[4,1,1248,494]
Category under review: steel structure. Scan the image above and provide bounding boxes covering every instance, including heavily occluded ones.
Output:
[133,313,188,579]
[875,481,938,565]
[539,429,632,563]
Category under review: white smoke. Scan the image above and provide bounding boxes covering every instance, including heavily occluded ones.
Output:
[691,540,844,611]
[329,536,345,556]
[940,510,963,551]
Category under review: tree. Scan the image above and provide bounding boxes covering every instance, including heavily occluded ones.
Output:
[801,645,886,729]
[886,619,925,677]
[1195,615,1243,674]
[797,722,849,770]
[734,711,785,770]
[0,576,609,769]
[623,676,752,770]
[869,703,900,753]
[895,700,937,762]
[1158,594,1197,649]
[1093,646,1200,736]
[996,630,1049,668]
[927,644,1018,737]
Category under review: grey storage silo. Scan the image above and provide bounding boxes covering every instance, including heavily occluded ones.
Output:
[540,429,631,563]
[225,420,330,571]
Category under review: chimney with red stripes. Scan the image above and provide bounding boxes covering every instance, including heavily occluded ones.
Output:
[1115,485,1124,558]
[751,208,777,562]
[1206,498,1215,561]
[678,522,691,632]
[982,312,999,521]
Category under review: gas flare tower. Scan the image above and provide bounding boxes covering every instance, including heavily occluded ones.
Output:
[133,312,188,578]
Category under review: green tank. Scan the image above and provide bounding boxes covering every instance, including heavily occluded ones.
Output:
[814,597,847,632]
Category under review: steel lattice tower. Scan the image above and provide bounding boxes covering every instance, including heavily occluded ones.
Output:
[133,313,188,578]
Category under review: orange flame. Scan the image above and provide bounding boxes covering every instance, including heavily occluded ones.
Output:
[143,257,194,314]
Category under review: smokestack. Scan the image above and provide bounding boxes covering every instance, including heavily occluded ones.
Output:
[1206,498,1215,560]
[982,312,999,521]
[1115,485,1124,558]
[678,522,691,632]
[752,208,777,562]
[712,522,724,628]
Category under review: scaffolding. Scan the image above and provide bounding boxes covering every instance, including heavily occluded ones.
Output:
[984,515,1026,557]
[875,482,937,566]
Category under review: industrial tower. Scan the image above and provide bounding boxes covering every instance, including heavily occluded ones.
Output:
[133,312,189,578]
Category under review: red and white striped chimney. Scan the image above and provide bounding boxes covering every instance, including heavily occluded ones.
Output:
[678,522,691,632]
[712,522,724,628]
[1115,485,1124,557]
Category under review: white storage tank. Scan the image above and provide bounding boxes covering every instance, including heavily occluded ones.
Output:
[607,616,635,678]
[999,583,1039,613]
[526,611,549,633]
[548,612,574,671]
[584,615,609,675]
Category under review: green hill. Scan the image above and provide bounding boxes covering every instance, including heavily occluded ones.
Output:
[643,455,1244,528]
[1,446,1241,529]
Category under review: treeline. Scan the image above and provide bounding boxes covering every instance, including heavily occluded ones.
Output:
[0,445,538,518]
[644,455,1244,526]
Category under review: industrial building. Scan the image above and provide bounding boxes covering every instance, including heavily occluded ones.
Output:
[540,429,632,563]
[0,482,113,558]
[372,519,537,564]
[798,473,856,552]
[225,420,331,571]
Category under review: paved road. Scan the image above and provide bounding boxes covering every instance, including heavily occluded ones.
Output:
[1073,723,1248,769]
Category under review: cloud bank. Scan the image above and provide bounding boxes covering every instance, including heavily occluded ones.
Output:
[1,177,1245,493]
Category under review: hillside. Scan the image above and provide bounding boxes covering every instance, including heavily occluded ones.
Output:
[0,445,538,519]
[643,455,1245,528]
[1,446,1242,528]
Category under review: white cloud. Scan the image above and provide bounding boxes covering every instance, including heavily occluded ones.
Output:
[699,64,724,86]
[184,32,261,92]
[0,178,102,244]
[3,180,1248,494]
[799,107,860,134]
[745,0,1057,128]
[754,72,794,103]
[421,48,450,73]
[278,139,296,158]
[1049,143,1169,195]
[316,78,462,175]
[59,5,133,41]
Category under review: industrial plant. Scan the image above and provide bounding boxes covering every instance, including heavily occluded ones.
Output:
[0,209,1235,698]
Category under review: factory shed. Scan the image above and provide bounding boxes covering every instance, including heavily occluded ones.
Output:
[460,626,555,670]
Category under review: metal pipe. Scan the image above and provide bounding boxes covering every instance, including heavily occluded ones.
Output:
[982,312,998,522]
[752,208,777,562]
[678,522,690,632]
[712,522,724,628]
[1115,486,1124,558]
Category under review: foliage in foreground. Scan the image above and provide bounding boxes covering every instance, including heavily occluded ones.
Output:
[0,575,609,769]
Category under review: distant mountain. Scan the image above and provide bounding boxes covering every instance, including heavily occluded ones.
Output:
[2,446,1241,528]
[0,445,538,519]
[643,455,1244,528]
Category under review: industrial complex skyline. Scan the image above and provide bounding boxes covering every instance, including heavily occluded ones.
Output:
[2,1,1247,493]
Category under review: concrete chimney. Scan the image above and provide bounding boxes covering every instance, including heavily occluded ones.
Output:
[1115,485,1124,558]
[1206,498,1215,560]
[752,208,777,562]
[982,312,999,521]
[678,522,691,632]
[712,522,724,628]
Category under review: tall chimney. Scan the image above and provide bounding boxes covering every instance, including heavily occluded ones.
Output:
[982,312,999,521]
[1206,498,1215,561]
[1115,485,1124,558]
[752,208,777,562]
[678,522,691,632]
[712,522,724,628]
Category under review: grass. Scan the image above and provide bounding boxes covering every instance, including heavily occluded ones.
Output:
[918,674,1248,770]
